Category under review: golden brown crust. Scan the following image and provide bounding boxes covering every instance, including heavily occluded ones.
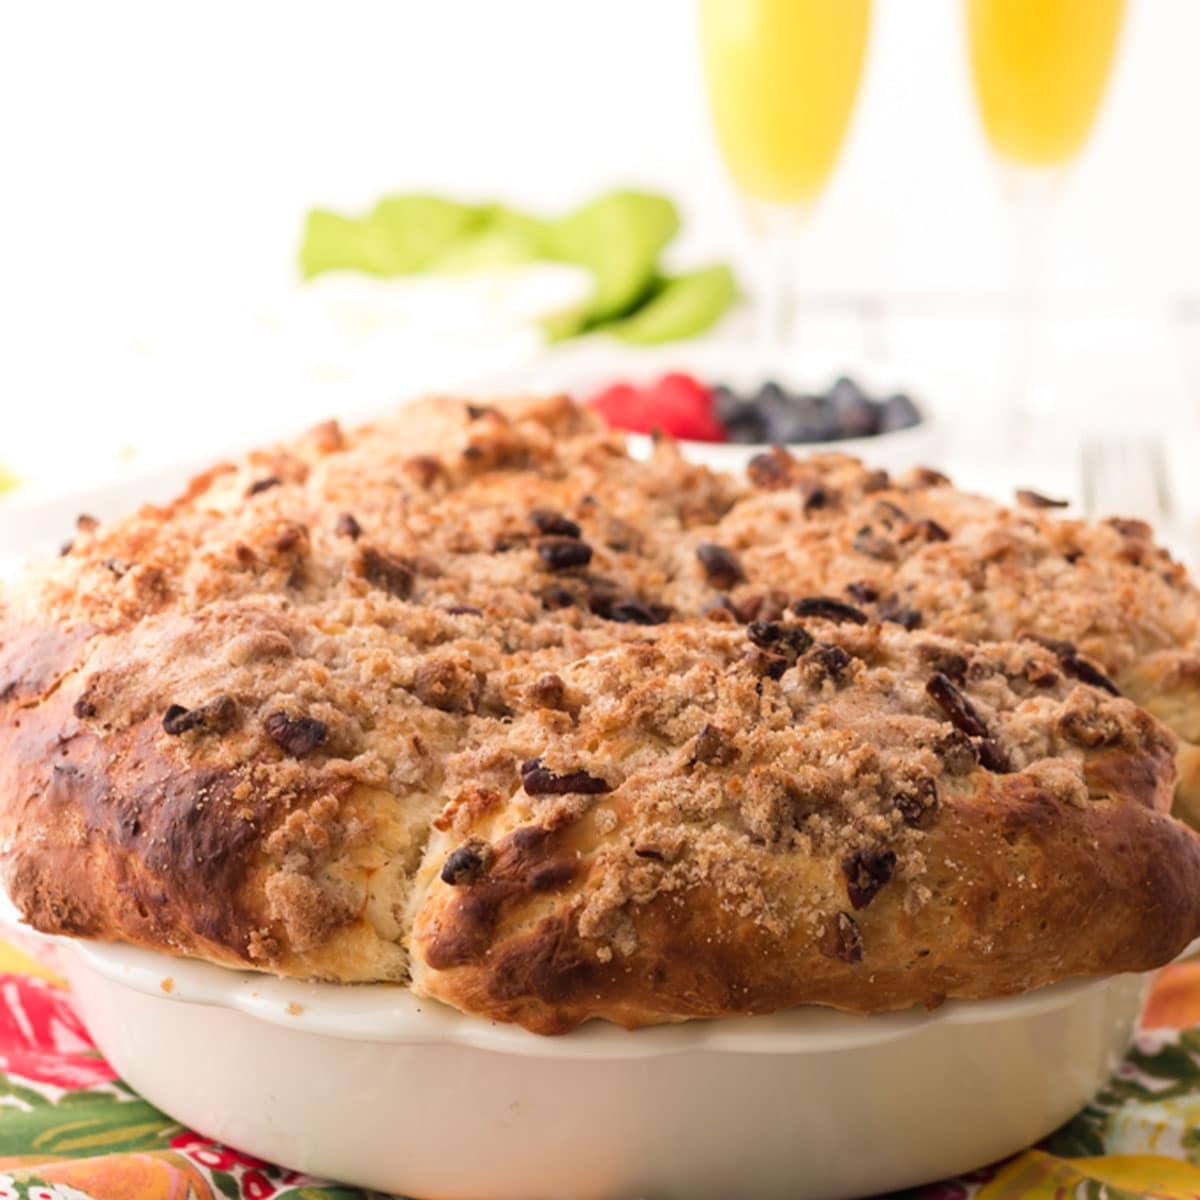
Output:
[3,395,1200,1033]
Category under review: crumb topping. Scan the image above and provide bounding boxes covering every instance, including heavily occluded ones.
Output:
[3,394,1197,998]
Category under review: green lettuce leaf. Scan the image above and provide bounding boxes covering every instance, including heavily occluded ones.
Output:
[606,264,736,344]
[300,195,485,278]
[428,204,546,272]
[540,190,679,332]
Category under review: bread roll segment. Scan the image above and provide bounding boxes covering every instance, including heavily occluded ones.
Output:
[3,395,1199,1033]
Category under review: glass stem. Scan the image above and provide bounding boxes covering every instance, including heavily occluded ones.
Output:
[757,228,800,349]
[1002,167,1062,428]
[746,199,808,352]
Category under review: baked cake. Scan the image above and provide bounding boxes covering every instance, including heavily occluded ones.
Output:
[2,395,1200,1033]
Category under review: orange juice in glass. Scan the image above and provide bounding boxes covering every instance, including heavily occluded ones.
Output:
[965,0,1126,426]
[967,0,1125,167]
[698,0,871,341]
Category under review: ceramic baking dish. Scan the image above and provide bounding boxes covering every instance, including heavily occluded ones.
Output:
[3,898,1149,1200]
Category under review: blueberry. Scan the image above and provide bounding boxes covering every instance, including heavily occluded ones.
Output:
[766,393,839,444]
[756,380,786,407]
[799,395,841,443]
[829,376,866,407]
[712,384,747,426]
[726,410,769,443]
[830,385,880,440]
[879,393,922,433]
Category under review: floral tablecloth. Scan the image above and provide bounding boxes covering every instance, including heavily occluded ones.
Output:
[3,935,1200,1200]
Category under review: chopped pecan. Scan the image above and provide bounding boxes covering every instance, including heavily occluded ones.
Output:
[528,673,567,710]
[842,848,897,909]
[734,591,789,623]
[530,509,581,538]
[878,600,922,631]
[273,524,306,554]
[597,596,671,625]
[918,645,967,683]
[797,479,834,513]
[358,546,415,598]
[925,673,990,739]
[1016,489,1069,509]
[264,711,328,757]
[696,542,746,591]
[162,694,238,736]
[935,729,979,775]
[747,620,813,662]
[537,537,593,571]
[819,912,863,964]
[913,518,950,543]
[792,596,868,625]
[845,582,878,604]
[977,738,1012,773]
[909,467,951,488]
[894,779,939,826]
[540,585,578,610]
[1021,657,1059,688]
[404,455,443,488]
[335,513,362,540]
[246,476,281,497]
[807,644,853,682]
[1105,517,1151,539]
[690,723,739,767]
[492,531,529,553]
[440,840,491,886]
[853,525,897,561]
[744,648,790,680]
[874,500,909,525]
[520,757,611,795]
[1060,653,1121,697]
[747,447,795,490]
[1019,632,1076,657]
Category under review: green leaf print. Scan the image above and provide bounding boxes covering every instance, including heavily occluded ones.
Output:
[1044,1109,1108,1159]
[0,1093,178,1155]
[0,1075,53,1109]
[212,1167,242,1199]
[1127,1041,1200,1084]
[1182,1123,1200,1165]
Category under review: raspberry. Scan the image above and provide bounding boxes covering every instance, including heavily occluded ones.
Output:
[588,374,726,443]
[589,383,653,434]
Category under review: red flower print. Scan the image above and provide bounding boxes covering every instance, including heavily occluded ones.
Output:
[0,974,118,1087]
[242,1169,277,1198]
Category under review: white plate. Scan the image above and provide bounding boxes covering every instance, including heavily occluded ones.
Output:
[3,900,1150,1200]
[479,340,946,477]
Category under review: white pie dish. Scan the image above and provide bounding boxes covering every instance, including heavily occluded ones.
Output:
[2,896,1150,1200]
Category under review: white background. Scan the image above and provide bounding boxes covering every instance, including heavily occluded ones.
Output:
[2,0,1199,490]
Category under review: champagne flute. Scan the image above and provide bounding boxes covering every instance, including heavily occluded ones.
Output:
[697,0,871,347]
[966,0,1125,419]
